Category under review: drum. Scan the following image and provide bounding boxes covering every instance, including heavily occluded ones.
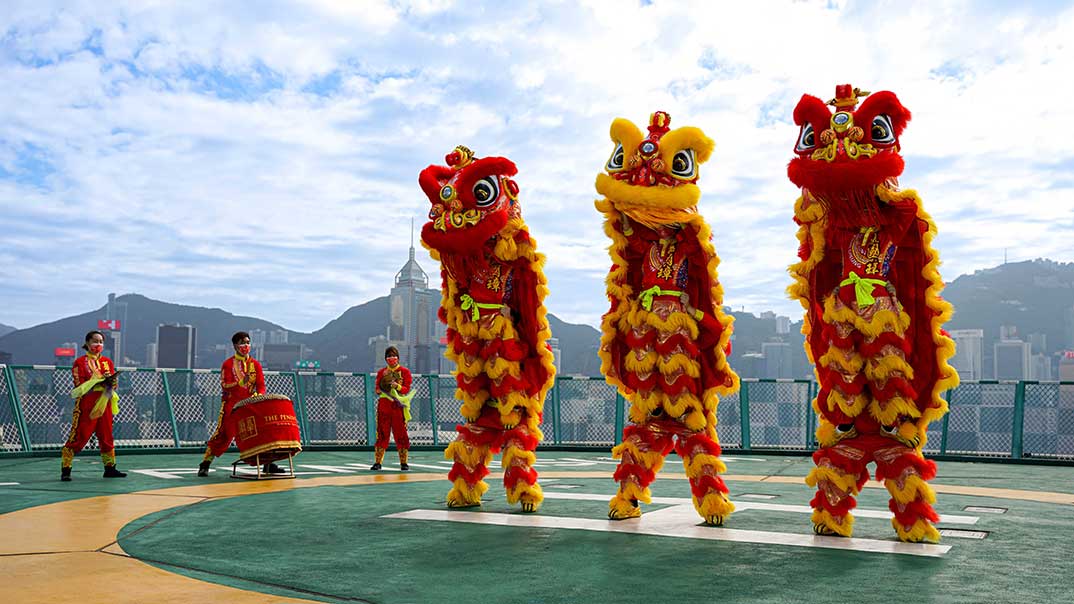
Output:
[231,393,303,465]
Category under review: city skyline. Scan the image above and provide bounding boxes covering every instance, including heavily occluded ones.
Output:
[2,2,1074,332]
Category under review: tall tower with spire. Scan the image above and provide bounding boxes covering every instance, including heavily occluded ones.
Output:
[372,219,444,373]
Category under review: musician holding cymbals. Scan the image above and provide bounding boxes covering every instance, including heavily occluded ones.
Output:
[371,346,414,471]
[60,330,126,481]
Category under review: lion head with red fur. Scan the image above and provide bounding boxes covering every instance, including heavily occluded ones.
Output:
[788,84,911,194]
[419,146,522,257]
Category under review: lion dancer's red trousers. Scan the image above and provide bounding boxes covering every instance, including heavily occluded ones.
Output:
[203,399,239,461]
[609,420,734,524]
[807,433,940,542]
[374,398,410,465]
[444,405,542,511]
[61,395,116,468]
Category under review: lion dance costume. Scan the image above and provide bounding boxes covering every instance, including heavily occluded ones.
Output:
[596,112,739,525]
[420,146,556,512]
[787,85,959,543]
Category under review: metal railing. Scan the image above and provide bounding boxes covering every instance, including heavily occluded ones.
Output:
[1,365,1071,460]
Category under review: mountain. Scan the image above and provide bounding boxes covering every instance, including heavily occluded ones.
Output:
[2,259,1071,377]
[295,296,389,372]
[944,259,1074,372]
[0,294,295,369]
[0,323,15,338]
[547,314,601,376]
[0,293,607,375]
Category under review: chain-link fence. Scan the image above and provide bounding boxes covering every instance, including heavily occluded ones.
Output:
[945,382,1016,456]
[0,366,25,452]
[0,365,1070,460]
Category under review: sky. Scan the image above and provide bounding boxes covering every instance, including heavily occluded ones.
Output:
[1,0,1073,332]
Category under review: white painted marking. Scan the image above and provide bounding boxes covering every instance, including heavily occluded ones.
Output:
[385,509,952,557]
[297,464,357,473]
[939,529,988,540]
[0,482,20,486]
[130,468,201,479]
[400,463,453,471]
[738,494,778,500]
[544,484,582,489]
[539,492,979,525]
[129,467,332,479]
[964,506,1007,514]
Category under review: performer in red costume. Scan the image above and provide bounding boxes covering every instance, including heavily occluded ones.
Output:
[420,145,556,512]
[60,330,126,481]
[370,346,413,471]
[788,84,959,543]
[596,112,739,525]
[198,331,284,476]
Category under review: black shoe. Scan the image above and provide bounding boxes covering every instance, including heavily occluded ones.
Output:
[263,463,287,475]
[103,465,127,478]
[370,462,382,471]
[399,463,409,471]
[61,467,72,482]
[197,461,211,477]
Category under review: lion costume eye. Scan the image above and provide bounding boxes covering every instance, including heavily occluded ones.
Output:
[472,176,499,207]
[669,149,697,180]
[606,143,625,173]
[795,123,816,153]
[871,114,895,145]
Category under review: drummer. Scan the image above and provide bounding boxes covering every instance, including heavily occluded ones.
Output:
[197,331,284,476]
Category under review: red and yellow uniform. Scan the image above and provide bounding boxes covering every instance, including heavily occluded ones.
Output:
[595,112,739,526]
[373,363,412,466]
[788,85,958,543]
[203,354,266,461]
[61,354,121,468]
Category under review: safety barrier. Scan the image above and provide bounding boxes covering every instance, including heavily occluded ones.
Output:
[1,365,1071,460]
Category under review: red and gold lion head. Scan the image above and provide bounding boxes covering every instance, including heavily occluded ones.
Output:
[419,146,521,256]
[788,84,911,194]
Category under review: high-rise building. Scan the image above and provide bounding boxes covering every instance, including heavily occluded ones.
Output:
[548,337,563,374]
[1031,354,1052,381]
[156,324,196,369]
[994,339,1030,381]
[775,315,791,335]
[949,329,984,381]
[146,342,157,368]
[1060,352,1074,382]
[373,240,443,373]
[1028,333,1047,355]
[1066,305,1074,349]
[105,293,128,364]
[761,341,794,379]
[262,343,304,371]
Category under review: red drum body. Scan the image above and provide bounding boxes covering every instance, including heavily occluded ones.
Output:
[231,394,303,465]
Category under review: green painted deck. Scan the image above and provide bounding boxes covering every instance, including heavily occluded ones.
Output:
[2,452,1073,603]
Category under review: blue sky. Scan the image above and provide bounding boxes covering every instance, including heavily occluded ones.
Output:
[1,0,1073,332]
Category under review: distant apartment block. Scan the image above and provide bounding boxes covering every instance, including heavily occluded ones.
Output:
[949,329,984,381]
[156,324,196,369]
[994,338,1030,381]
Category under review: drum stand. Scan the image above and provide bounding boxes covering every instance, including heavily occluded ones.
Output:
[230,452,297,480]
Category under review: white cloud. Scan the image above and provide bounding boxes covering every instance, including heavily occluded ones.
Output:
[0,0,1072,335]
